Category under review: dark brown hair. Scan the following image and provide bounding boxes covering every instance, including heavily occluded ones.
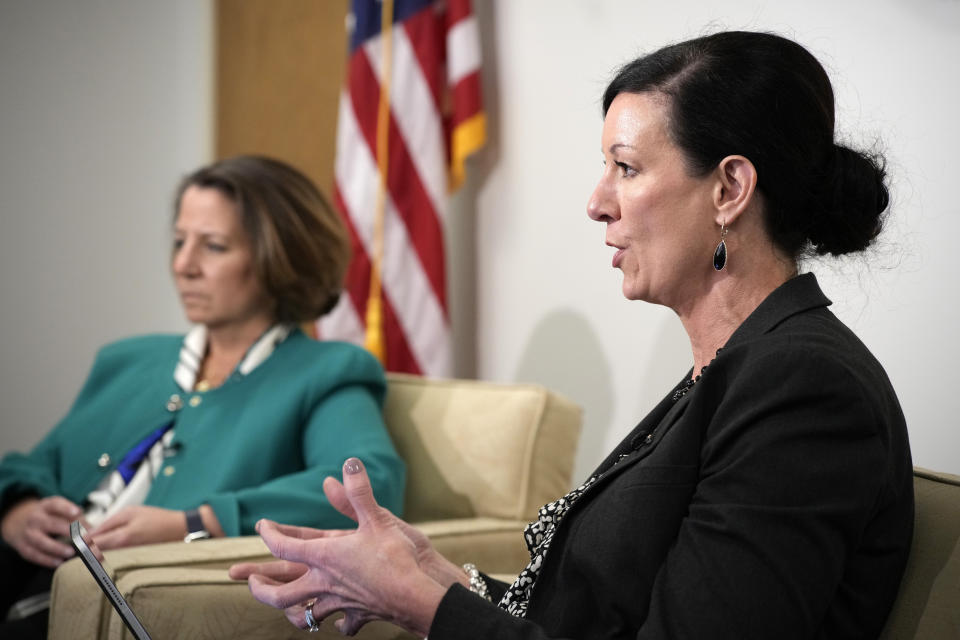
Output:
[174,155,350,322]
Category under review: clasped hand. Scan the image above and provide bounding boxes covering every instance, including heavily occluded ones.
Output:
[0,496,83,567]
[230,458,464,636]
[1,496,202,568]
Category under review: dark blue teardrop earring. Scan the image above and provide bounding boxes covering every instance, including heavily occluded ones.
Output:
[713,221,728,271]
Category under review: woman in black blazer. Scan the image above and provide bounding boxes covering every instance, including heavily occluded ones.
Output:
[232,31,913,640]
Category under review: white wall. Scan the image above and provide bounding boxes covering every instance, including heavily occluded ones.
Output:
[2,0,958,485]
[465,0,960,481]
[0,1,211,453]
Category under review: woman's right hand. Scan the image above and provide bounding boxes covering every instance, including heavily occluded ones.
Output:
[235,458,452,637]
[230,473,469,593]
[0,496,83,567]
[320,473,469,590]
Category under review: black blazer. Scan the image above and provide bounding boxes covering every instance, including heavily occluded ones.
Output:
[431,274,913,640]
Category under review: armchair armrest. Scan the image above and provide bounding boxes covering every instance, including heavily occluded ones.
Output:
[50,518,529,640]
[49,536,274,640]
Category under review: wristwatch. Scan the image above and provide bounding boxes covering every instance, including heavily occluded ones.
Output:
[183,508,211,542]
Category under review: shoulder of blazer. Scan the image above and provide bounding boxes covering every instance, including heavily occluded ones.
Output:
[93,334,182,366]
[77,334,182,391]
[266,331,387,393]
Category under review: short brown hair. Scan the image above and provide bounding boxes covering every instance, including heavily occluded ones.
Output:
[174,155,350,322]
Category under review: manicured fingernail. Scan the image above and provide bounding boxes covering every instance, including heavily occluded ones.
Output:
[344,458,362,475]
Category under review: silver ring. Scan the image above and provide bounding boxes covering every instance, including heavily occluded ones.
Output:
[304,606,319,632]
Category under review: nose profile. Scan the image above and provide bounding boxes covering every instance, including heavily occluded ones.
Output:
[172,240,199,277]
[587,175,616,223]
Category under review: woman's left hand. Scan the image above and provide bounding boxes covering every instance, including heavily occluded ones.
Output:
[90,505,187,549]
[244,458,448,637]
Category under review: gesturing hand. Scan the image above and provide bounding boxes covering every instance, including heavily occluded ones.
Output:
[0,496,83,567]
[243,458,449,636]
[321,471,469,592]
[232,464,467,594]
[229,525,351,585]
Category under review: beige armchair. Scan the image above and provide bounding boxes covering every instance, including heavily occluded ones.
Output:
[49,373,583,640]
[880,467,960,639]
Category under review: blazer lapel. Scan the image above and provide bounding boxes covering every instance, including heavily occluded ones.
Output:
[566,387,693,515]
[590,386,678,475]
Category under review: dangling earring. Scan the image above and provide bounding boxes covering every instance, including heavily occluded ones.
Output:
[713,220,728,271]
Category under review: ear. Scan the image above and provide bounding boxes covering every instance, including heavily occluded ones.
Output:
[711,155,758,225]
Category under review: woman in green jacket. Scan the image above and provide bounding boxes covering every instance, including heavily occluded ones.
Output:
[0,156,406,637]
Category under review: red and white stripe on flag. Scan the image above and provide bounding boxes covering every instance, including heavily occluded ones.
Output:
[316,0,485,377]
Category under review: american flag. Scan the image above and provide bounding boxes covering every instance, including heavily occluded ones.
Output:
[317,0,485,376]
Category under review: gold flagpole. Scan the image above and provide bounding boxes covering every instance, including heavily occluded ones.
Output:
[364,0,394,364]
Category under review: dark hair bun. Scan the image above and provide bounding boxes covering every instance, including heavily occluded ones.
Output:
[808,145,889,256]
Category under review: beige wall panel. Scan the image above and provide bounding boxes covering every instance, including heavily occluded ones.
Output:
[216,0,349,197]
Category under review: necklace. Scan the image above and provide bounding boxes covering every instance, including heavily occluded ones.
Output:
[672,348,723,401]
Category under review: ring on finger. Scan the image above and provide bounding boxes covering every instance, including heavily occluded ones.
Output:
[304,600,320,632]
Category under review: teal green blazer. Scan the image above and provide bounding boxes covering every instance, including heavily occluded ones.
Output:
[0,329,405,536]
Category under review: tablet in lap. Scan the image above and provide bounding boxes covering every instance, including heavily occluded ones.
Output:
[69,520,153,640]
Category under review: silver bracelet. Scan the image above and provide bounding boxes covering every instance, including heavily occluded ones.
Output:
[462,563,492,602]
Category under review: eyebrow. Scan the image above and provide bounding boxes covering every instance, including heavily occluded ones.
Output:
[173,228,232,241]
[607,143,636,153]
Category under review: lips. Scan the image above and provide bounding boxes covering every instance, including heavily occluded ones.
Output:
[611,249,625,268]
[607,241,625,268]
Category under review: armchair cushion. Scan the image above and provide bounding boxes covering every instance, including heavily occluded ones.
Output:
[384,373,582,522]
